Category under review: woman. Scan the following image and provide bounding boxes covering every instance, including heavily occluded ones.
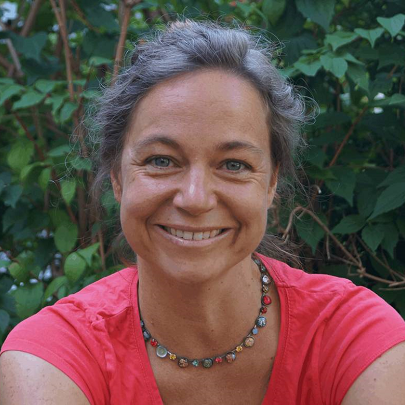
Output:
[1,20,405,405]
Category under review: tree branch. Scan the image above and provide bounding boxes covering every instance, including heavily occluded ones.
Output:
[20,0,43,37]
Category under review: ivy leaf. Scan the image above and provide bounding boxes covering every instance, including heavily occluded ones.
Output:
[64,252,87,284]
[61,179,76,206]
[11,282,44,320]
[294,58,322,76]
[325,167,356,206]
[332,215,366,234]
[354,27,384,48]
[0,309,10,336]
[320,54,348,78]
[369,182,405,219]
[325,31,358,51]
[262,0,286,25]
[54,222,78,253]
[42,276,68,305]
[361,224,384,251]
[7,138,34,171]
[0,83,24,105]
[60,102,78,123]
[12,90,46,110]
[77,243,100,266]
[378,166,405,188]
[377,14,405,38]
[295,0,335,31]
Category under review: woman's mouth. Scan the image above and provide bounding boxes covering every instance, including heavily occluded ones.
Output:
[159,226,225,241]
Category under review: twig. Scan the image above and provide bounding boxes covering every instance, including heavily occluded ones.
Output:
[70,0,100,32]
[50,0,75,102]
[20,0,43,37]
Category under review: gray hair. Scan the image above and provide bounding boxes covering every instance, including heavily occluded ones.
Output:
[90,20,312,265]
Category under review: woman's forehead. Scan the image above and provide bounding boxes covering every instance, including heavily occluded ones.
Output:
[127,69,270,148]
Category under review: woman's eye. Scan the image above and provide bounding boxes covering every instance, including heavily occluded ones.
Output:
[151,157,171,167]
[224,161,247,171]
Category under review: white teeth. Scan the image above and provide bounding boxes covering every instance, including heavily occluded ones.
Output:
[165,227,223,240]
[193,232,203,241]
[183,231,193,240]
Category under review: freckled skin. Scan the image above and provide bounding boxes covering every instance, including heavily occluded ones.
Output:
[112,69,278,284]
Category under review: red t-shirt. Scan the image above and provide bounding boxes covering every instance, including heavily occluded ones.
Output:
[2,254,405,405]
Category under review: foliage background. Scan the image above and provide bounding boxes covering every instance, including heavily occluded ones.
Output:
[0,0,404,344]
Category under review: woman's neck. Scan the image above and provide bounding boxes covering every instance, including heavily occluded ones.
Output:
[137,255,263,358]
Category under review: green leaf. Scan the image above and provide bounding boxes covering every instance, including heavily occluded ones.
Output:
[325,167,356,206]
[45,93,67,116]
[295,0,335,31]
[61,179,76,206]
[9,32,47,62]
[0,84,24,105]
[49,209,70,228]
[12,90,46,110]
[378,167,405,188]
[38,167,52,190]
[35,79,57,94]
[325,31,358,51]
[346,63,369,93]
[8,262,30,283]
[0,309,10,335]
[11,282,44,320]
[381,223,399,258]
[262,0,286,25]
[81,90,100,100]
[320,54,348,78]
[7,138,34,171]
[397,217,405,238]
[60,102,78,123]
[69,157,92,171]
[3,185,23,208]
[369,182,405,219]
[294,213,326,253]
[332,215,366,234]
[20,161,45,182]
[77,243,100,266]
[354,27,384,48]
[294,58,322,76]
[64,252,87,284]
[54,222,78,253]
[89,56,112,66]
[48,144,70,157]
[42,276,68,305]
[361,224,384,251]
[377,14,405,38]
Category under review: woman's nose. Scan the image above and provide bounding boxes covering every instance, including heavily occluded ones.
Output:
[172,167,217,216]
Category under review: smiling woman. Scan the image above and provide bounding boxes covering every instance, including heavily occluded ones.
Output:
[1,20,405,405]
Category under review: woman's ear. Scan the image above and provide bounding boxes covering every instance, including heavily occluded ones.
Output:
[267,164,279,209]
[110,170,122,203]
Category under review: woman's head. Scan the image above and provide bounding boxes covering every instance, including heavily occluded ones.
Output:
[91,19,309,265]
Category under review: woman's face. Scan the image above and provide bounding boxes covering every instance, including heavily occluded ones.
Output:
[112,69,278,282]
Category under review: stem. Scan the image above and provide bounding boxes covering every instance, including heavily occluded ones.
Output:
[20,0,43,37]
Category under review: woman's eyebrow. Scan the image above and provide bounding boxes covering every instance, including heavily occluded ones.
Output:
[132,136,264,156]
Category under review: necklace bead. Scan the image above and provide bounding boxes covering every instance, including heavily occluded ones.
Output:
[139,255,273,369]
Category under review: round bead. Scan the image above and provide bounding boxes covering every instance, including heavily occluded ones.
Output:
[140,320,144,328]
[252,327,258,335]
[244,336,255,347]
[262,295,272,305]
[203,358,213,368]
[226,352,236,363]
[260,306,268,314]
[143,330,151,341]
[169,353,177,360]
[215,357,223,364]
[262,274,271,285]
[260,265,267,273]
[150,339,158,347]
[178,358,189,368]
[235,345,243,353]
[257,316,267,327]
[156,345,168,358]
[262,285,269,293]
[192,360,199,367]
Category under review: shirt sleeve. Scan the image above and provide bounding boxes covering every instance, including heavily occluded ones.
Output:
[318,282,405,405]
[0,302,110,405]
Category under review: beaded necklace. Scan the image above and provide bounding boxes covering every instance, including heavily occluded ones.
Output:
[140,255,273,369]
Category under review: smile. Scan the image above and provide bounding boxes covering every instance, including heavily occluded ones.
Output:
[161,226,224,241]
